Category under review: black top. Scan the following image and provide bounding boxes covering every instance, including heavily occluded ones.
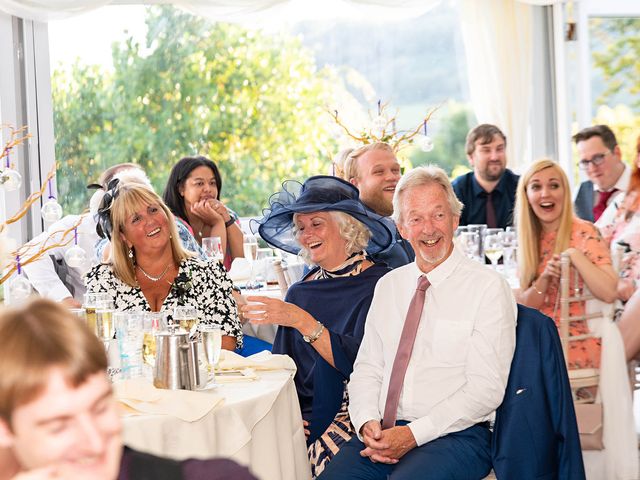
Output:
[118,446,257,480]
[452,169,520,228]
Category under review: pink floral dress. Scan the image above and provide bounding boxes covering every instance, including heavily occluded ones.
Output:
[598,191,640,288]
[537,218,611,369]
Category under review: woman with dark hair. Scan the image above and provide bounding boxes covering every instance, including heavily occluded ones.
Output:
[163,156,243,270]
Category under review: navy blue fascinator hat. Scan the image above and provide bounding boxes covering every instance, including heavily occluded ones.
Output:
[95,178,120,240]
[251,175,394,255]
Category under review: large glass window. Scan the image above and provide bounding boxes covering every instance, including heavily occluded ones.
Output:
[48,2,472,216]
[589,15,640,162]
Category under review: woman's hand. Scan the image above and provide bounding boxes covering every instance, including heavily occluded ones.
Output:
[541,253,562,281]
[190,199,226,226]
[242,296,314,331]
[617,278,636,302]
[303,419,310,439]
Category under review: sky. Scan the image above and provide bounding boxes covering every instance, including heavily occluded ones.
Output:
[48,6,147,70]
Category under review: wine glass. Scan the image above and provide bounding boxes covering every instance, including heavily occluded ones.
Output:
[174,306,199,336]
[200,325,222,383]
[458,231,480,261]
[243,234,260,290]
[202,236,224,262]
[484,233,504,270]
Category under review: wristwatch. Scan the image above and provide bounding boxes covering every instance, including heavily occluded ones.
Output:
[302,322,325,344]
[224,217,235,228]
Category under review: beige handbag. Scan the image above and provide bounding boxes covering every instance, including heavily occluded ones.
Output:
[575,403,604,450]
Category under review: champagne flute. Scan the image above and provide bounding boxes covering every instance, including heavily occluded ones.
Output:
[484,233,503,270]
[95,299,115,341]
[202,236,224,262]
[243,234,259,290]
[200,325,223,383]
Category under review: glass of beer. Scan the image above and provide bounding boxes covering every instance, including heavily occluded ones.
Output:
[95,299,115,341]
[83,292,108,336]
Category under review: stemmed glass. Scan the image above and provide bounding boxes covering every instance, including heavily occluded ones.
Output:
[501,230,517,268]
[458,231,480,261]
[243,234,260,290]
[174,306,199,337]
[202,236,224,262]
[200,325,222,385]
[484,233,504,271]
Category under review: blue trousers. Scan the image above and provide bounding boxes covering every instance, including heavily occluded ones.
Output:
[317,422,492,480]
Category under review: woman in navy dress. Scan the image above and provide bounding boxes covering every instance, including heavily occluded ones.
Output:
[245,176,394,477]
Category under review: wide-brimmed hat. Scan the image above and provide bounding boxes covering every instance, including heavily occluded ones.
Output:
[251,175,394,255]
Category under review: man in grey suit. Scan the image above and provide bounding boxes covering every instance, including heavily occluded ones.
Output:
[573,125,629,222]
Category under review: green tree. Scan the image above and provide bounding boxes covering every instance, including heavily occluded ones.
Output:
[52,6,357,215]
[591,18,640,110]
[590,17,640,163]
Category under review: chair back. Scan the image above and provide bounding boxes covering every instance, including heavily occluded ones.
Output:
[272,260,290,297]
[559,252,602,396]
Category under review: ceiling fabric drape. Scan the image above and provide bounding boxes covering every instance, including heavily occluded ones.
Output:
[0,0,440,22]
[459,0,533,172]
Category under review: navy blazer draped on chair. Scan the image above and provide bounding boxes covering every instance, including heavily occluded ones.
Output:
[492,305,585,479]
[574,181,595,222]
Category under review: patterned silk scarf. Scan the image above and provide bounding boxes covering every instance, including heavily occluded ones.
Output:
[312,251,368,280]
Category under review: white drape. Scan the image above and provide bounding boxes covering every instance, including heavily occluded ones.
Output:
[0,0,440,22]
[459,0,533,173]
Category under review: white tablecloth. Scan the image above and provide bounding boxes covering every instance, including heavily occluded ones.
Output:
[122,370,311,480]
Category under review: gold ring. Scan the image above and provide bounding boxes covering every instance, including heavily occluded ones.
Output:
[264,312,269,319]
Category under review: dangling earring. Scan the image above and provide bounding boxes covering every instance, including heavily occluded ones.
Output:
[128,248,134,259]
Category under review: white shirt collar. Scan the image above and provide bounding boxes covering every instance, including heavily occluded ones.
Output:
[410,243,464,288]
[594,163,631,192]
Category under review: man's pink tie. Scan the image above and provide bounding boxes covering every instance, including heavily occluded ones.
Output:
[381,275,431,430]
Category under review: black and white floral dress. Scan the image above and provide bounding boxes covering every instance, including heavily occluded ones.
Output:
[85,257,243,346]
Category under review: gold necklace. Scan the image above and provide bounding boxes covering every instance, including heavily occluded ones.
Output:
[137,263,171,282]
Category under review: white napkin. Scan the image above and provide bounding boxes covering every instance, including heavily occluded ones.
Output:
[217,350,297,371]
[114,379,223,422]
[228,258,251,282]
[214,367,259,383]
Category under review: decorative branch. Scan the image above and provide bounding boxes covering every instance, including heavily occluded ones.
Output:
[0,124,31,164]
[0,164,57,235]
[329,101,441,153]
[0,214,86,284]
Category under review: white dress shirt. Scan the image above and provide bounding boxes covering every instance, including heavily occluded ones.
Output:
[348,245,516,446]
[22,214,99,302]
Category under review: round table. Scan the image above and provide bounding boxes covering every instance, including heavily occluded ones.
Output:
[121,370,311,480]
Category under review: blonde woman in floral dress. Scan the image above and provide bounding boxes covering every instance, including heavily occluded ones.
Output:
[515,159,618,370]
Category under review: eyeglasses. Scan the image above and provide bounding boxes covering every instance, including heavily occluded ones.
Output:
[578,152,610,170]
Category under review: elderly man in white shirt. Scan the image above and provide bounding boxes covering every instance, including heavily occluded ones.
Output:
[318,165,516,480]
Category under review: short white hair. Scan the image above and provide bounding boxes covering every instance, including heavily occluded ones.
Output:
[392,165,463,223]
[292,211,371,264]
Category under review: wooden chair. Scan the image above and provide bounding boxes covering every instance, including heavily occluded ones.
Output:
[272,260,290,298]
[558,253,601,403]
[558,253,639,478]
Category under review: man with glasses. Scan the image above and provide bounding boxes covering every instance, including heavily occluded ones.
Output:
[573,125,630,222]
